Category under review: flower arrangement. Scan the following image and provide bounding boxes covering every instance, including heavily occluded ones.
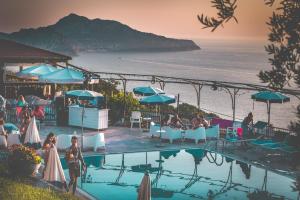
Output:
[8,144,42,176]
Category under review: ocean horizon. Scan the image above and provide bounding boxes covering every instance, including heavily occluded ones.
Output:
[71,38,297,128]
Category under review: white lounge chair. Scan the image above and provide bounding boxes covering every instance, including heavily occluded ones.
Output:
[149,122,161,137]
[56,134,73,151]
[206,124,220,139]
[83,133,105,152]
[185,127,206,144]
[7,133,21,147]
[130,111,142,129]
[161,126,182,144]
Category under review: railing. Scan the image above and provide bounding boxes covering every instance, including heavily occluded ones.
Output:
[5,104,56,123]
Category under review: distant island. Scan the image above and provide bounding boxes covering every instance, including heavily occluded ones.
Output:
[0,13,200,55]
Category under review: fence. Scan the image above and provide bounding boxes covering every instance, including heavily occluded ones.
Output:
[5,104,56,123]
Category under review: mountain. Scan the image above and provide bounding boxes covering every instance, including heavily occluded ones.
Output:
[0,14,200,55]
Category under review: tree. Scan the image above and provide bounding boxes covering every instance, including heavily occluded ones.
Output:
[198,0,300,133]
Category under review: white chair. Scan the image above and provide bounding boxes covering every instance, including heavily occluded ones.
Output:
[7,133,21,147]
[56,134,73,151]
[0,135,7,148]
[206,124,220,139]
[161,126,182,144]
[185,127,206,144]
[130,111,142,129]
[83,133,105,152]
[149,122,161,137]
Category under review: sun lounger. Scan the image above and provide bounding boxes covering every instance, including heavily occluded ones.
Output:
[83,133,105,152]
[161,126,182,144]
[56,134,73,150]
[185,127,206,144]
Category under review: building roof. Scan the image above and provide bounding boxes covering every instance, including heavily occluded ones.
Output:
[0,39,71,63]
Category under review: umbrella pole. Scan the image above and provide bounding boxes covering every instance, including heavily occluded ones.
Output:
[81,104,84,150]
[267,101,271,136]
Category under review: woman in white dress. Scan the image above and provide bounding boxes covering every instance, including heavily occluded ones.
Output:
[43,133,68,191]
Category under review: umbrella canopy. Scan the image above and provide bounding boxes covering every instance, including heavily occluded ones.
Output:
[251,91,290,129]
[25,95,51,106]
[24,117,41,149]
[65,90,103,100]
[137,171,151,200]
[39,68,84,84]
[133,86,164,96]
[17,64,57,78]
[251,91,290,103]
[139,94,176,105]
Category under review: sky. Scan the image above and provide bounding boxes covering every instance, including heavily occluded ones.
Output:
[0,0,275,40]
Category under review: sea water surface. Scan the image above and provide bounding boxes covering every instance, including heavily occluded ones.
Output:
[71,39,299,128]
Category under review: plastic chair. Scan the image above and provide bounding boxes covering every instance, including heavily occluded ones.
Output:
[161,126,182,144]
[130,111,142,129]
[185,127,206,144]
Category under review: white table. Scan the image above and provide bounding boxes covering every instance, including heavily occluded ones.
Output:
[68,106,108,130]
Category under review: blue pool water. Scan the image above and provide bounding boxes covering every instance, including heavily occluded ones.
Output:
[61,149,297,200]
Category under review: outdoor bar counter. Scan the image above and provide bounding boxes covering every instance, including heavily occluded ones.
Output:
[68,105,108,130]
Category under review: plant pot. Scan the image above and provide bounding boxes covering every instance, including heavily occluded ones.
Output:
[32,163,41,176]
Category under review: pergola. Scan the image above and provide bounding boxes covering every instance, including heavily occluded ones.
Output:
[0,39,72,96]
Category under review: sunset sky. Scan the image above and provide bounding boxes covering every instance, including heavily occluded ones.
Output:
[0,0,275,40]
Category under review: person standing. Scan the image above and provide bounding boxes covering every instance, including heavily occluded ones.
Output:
[65,136,86,195]
[241,112,254,137]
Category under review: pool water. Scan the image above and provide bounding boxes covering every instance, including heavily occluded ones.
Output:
[61,149,298,200]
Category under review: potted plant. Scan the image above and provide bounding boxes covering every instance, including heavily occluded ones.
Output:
[8,144,42,177]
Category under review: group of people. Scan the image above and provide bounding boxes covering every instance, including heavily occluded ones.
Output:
[162,113,209,130]
[42,133,86,195]
[16,95,45,141]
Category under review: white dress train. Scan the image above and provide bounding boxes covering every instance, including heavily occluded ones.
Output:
[43,146,66,183]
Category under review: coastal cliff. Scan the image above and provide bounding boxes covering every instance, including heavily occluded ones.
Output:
[0,14,200,55]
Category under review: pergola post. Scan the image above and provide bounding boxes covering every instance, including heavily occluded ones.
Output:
[193,84,203,111]
[224,88,239,123]
[119,75,127,124]
[0,62,6,97]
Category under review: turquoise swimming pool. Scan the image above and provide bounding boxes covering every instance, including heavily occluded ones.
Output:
[61,149,297,200]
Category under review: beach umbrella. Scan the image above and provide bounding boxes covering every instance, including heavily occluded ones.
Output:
[65,90,104,149]
[137,171,151,200]
[25,95,51,106]
[17,64,57,79]
[139,94,176,138]
[139,94,176,105]
[24,116,41,149]
[251,91,290,126]
[39,68,84,84]
[185,149,207,165]
[133,86,164,96]
[65,90,103,100]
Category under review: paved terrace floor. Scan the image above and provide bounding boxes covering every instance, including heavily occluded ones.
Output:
[39,124,299,179]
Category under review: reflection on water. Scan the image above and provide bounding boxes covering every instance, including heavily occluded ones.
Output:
[61,149,297,200]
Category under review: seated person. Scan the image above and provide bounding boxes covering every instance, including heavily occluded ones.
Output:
[170,114,183,129]
[0,112,7,138]
[191,114,209,129]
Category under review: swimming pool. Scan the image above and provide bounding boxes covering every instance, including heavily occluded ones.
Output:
[61,149,297,200]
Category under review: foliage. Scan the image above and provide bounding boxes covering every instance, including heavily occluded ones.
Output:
[7,144,42,177]
[177,103,217,120]
[198,0,238,31]
[0,177,80,200]
[107,92,141,124]
[199,0,300,135]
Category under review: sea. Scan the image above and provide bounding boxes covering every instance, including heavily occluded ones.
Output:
[71,39,299,129]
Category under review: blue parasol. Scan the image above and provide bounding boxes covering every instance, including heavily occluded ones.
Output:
[251,91,290,127]
[17,64,57,78]
[39,68,84,84]
[139,94,175,105]
[65,90,103,100]
[133,86,164,96]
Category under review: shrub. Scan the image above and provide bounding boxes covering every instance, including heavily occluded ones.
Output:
[7,145,42,177]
